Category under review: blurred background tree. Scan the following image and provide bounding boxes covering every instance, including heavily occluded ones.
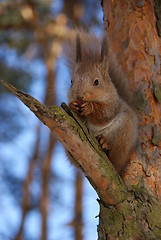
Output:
[0,0,103,239]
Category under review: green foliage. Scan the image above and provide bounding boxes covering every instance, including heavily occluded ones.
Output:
[0,92,27,142]
[0,60,32,93]
[0,59,32,142]
[0,3,33,143]
[0,6,24,27]
[0,30,33,55]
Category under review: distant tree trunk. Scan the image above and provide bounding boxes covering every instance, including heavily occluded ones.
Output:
[74,171,83,240]
[97,0,161,239]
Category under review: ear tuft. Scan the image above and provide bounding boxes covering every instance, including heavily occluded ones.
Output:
[100,34,109,62]
[76,34,82,63]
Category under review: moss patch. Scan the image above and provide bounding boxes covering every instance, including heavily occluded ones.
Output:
[152,125,161,146]
[153,82,161,104]
[133,89,146,112]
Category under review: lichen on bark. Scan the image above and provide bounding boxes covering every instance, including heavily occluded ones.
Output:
[154,0,161,37]
[98,182,161,239]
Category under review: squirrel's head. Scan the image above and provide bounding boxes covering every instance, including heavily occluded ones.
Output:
[68,34,119,103]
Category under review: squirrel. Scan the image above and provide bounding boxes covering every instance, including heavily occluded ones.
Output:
[64,30,138,174]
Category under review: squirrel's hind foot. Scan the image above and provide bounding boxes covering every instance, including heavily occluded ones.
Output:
[97,134,111,153]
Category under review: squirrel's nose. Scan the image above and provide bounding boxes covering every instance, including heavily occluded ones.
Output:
[77,94,84,100]
[77,92,84,100]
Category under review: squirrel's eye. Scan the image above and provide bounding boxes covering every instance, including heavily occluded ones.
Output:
[93,79,99,86]
[71,79,73,85]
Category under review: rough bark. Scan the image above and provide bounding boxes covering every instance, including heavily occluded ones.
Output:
[102,0,161,196]
[98,0,161,239]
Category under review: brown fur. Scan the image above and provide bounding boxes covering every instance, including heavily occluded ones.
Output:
[63,29,101,73]
[63,30,133,106]
[64,30,138,174]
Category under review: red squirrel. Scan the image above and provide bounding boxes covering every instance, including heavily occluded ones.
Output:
[64,30,138,173]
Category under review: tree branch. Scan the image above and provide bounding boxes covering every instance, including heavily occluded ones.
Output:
[0,80,127,206]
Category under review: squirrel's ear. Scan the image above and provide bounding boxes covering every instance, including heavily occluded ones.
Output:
[76,34,82,63]
[100,33,109,62]
[100,34,109,79]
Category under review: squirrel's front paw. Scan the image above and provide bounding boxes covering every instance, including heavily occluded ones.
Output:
[97,134,111,153]
[80,102,94,116]
[69,100,84,114]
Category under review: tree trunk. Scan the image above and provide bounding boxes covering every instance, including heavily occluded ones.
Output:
[98,0,161,239]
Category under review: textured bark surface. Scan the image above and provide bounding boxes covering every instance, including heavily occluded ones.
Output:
[98,0,161,239]
[102,0,161,197]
